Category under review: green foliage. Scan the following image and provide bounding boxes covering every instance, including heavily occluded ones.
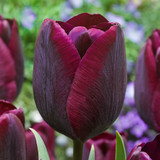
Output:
[115,131,126,160]
[30,128,50,160]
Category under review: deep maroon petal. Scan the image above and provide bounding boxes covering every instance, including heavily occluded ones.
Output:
[67,13,108,28]
[142,134,160,160]
[88,28,104,42]
[89,22,114,31]
[155,47,160,77]
[67,24,127,141]
[0,113,26,160]
[130,152,151,160]
[0,38,17,101]
[33,19,81,139]
[0,100,25,125]
[135,39,159,130]
[69,26,93,58]
[8,19,24,98]
[56,21,74,34]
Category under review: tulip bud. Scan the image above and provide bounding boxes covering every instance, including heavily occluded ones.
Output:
[83,132,127,160]
[0,16,24,102]
[135,29,160,131]
[25,121,55,160]
[33,13,127,141]
[127,134,160,160]
[0,100,26,160]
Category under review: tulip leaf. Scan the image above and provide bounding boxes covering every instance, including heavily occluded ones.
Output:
[88,145,95,160]
[115,131,126,160]
[30,128,50,160]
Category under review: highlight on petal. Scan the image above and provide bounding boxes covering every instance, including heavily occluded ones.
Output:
[33,19,81,139]
[67,13,108,28]
[0,38,17,101]
[0,114,26,160]
[67,24,127,141]
[8,19,24,98]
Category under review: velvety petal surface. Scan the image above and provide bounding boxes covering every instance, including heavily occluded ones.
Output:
[0,38,17,101]
[155,47,160,77]
[67,24,127,141]
[8,19,24,98]
[56,21,74,34]
[135,39,159,130]
[67,13,108,28]
[33,19,81,139]
[0,113,26,160]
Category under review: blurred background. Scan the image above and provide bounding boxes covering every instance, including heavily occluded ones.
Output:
[1,0,160,159]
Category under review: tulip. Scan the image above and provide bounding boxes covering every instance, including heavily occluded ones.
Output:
[0,100,26,160]
[0,16,24,102]
[135,29,160,131]
[33,13,127,142]
[25,121,55,160]
[127,134,160,160]
[82,132,127,160]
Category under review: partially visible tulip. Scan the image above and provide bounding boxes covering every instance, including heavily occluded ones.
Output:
[33,13,127,142]
[82,132,127,160]
[0,16,24,102]
[127,134,160,160]
[25,121,55,160]
[135,29,160,131]
[0,100,26,160]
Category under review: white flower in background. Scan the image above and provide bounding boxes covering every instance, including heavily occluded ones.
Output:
[29,110,43,123]
[66,147,73,158]
[106,12,126,27]
[56,135,68,147]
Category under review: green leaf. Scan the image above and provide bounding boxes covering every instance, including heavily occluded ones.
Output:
[115,131,126,160]
[30,128,50,160]
[88,145,95,160]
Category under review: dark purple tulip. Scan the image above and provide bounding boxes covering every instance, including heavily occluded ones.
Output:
[127,134,160,160]
[0,100,26,160]
[25,121,55,160]
[0,16,24,102]
[33,13,127,141]
[83,132,127,160]
[135,29,160,131]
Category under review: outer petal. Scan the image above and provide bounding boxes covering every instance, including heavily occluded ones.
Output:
[67,24,127,141]
[135,39,159,130]
[67,13,108,28]
[8,19,24,98]
[56,21,74,34]
[0,38,17,101]
[0,100,25,125]
[0,113,26,160]
[33,19,81,139]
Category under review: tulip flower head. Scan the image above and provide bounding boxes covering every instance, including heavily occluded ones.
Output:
[33,13,127,142]
[135,29,160,131]
[0,16,24,102]
[0,100,26,160]
[127,134,160,160]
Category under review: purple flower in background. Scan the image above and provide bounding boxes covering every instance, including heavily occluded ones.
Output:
[124,82,135,107]
[68,0,83,8]
[21,7,36,30]
[60,2,73,21]
[124,21,145,44]
[114,110,148,137]
[106,12,126,27]
[127,59,135,74]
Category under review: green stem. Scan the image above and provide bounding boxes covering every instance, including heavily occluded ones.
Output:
[73,140,84,160]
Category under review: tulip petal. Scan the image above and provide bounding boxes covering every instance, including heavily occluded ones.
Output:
[68,26,92,58]
[56,21,74,34]
[67,24,126,141]
[67,13,108,28]
[89,22,114,31]
[8,19,24,98]
[88,28,104,42]
[142,134,160,160]
[33,19,81,139]
[0,38,17,101]
[135,39,159,129]
[0,113,26,160]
